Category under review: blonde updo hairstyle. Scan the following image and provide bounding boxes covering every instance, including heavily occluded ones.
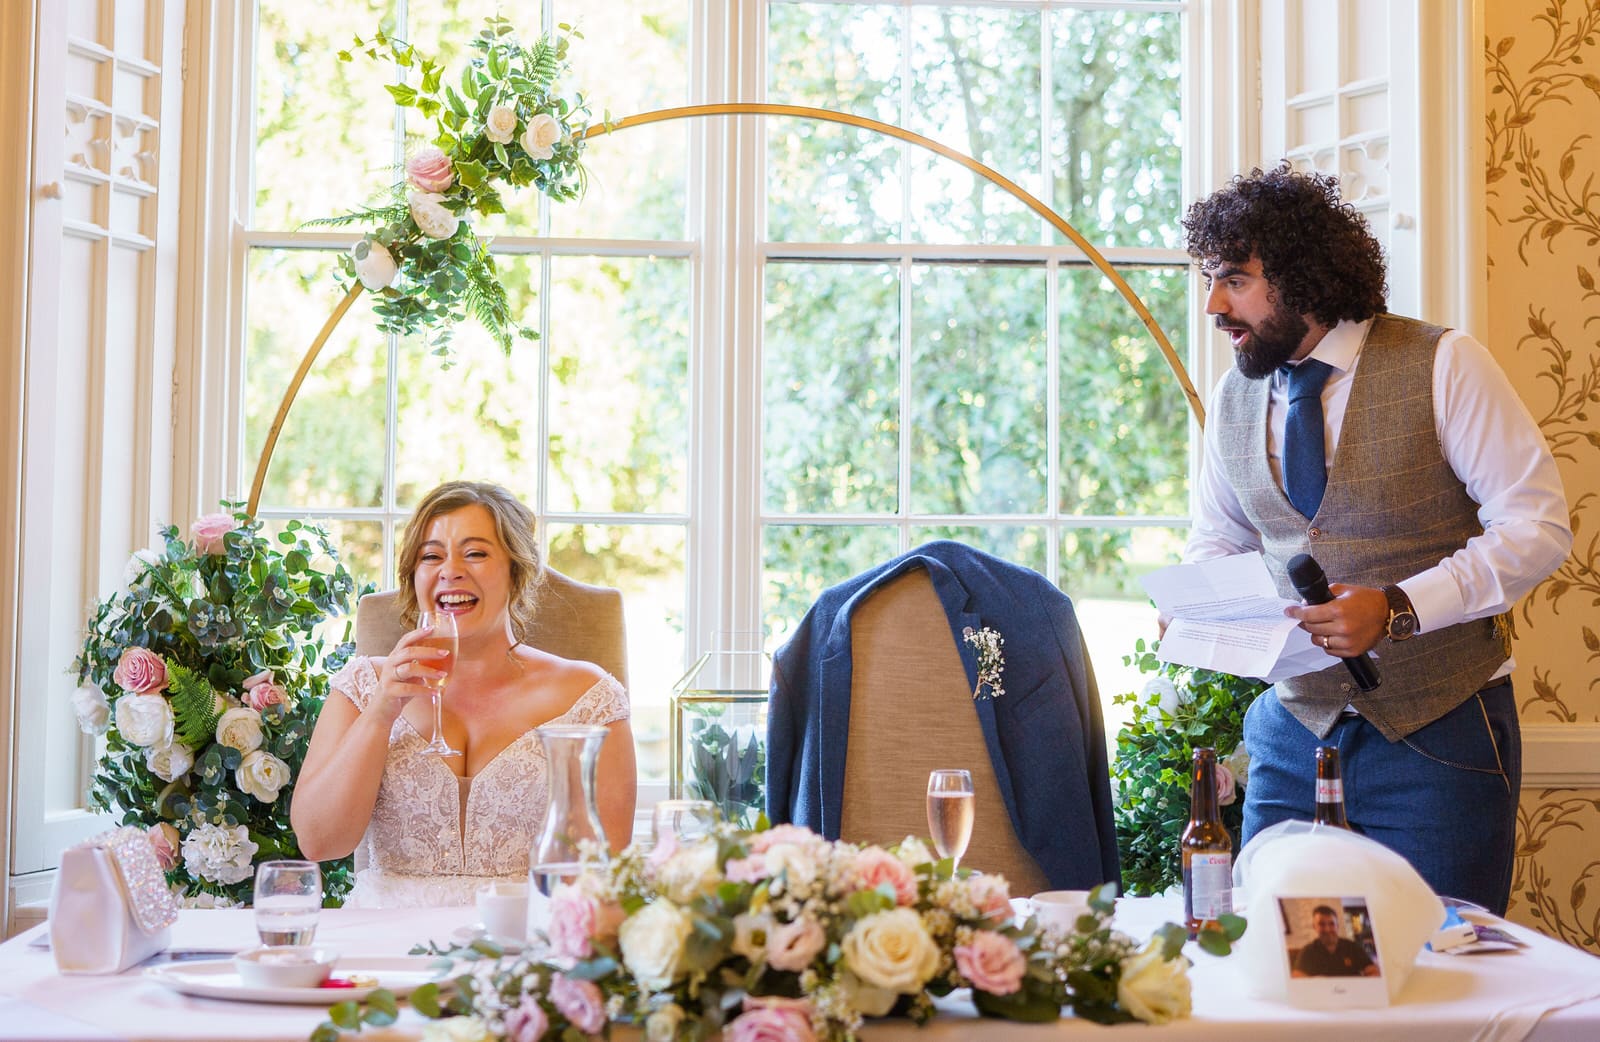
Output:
[397,481,545,644]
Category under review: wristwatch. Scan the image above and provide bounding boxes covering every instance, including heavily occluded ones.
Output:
[1382,584,1418,641]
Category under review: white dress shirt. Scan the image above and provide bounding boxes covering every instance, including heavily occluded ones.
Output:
[1186,318,1572,658]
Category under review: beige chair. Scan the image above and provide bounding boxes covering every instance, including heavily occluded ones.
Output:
[840,568,1050,896]
[354,568,629,689]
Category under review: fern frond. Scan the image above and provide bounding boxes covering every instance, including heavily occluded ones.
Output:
[168,663,223,749]
[298,201,409,232]
[527,38,561,92]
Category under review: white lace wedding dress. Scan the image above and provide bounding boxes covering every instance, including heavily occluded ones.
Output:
[330,656,630,908]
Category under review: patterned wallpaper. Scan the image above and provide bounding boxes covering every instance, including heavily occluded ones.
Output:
[1485,0,1600,952]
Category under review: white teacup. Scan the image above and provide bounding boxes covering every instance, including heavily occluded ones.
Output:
[1030,889,1093,934]
[476,881,530,943]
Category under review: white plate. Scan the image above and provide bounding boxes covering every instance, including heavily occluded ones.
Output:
[144,954,443,1005]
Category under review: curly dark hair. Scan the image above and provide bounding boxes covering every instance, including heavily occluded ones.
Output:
[1182,164,1388,327]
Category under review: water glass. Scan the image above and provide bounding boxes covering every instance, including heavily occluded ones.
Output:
[253,860,322,946]
[651,799,718,849]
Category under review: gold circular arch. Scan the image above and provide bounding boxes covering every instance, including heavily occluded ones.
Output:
[248,102,1202,516]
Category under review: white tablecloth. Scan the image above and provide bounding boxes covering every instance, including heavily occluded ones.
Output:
[2,899,1597,1042]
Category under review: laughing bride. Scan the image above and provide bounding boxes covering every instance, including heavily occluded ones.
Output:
[289,481,636,907]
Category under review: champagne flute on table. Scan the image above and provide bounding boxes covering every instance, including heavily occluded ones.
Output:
[414,609,461,758]
[926,769,975,871]
[254,860,321,946]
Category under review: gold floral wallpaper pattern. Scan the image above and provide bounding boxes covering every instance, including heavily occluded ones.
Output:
[1486,0,1600,952]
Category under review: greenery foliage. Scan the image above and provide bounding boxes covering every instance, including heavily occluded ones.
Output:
[72,510,359,905]
[681,712,767,830]
[1111,639,1265,897]
[319,16,598,353]
[314,824,1240,1040]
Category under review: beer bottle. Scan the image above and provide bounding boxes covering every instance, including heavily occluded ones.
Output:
[1182,746,1234,939]
[1313,745,1352,829]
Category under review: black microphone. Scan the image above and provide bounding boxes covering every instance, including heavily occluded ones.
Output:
[1286,553,1381,692]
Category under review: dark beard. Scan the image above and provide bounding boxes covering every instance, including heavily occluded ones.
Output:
[1224,308,1311,380]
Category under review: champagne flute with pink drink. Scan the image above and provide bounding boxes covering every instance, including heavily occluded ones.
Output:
[414,609,460,758]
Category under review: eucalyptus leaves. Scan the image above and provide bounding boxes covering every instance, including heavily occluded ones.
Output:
[72,509,359,904]
[314,16,600,353]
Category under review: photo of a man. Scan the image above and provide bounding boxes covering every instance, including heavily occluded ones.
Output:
[1282,898,1381,978]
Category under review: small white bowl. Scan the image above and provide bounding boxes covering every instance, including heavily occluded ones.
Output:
[233,946,337,989]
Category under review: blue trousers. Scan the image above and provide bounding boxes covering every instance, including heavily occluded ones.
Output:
[1241,679,1519,915]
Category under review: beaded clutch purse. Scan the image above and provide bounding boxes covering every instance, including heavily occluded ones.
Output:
[48,826,179,974]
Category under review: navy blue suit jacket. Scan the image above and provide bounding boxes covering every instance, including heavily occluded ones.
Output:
[765,541,1120,889]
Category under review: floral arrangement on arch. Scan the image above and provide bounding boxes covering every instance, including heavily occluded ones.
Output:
[72,509,359,906]
[1110,638,1265,897]
[314,823,1242,1042]
[310,15,601,354]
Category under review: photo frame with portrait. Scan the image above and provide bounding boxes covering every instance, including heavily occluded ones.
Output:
[1277,895,1388,1008]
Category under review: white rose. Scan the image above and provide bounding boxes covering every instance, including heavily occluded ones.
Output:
[352,239,398,291]
[894,837,935,868]
[765,841,819,897]
[1116,939,1193,1024]
[215,706,264,753]
[180,822,258,885]
[644,1003,684,1042]
[658,840,721,904]
[422,1015,495,1042]
[408,190,460,240]
[840,908,941,995]
[484,103,518,144]
[122,548,162,586]
[1222,740,1251,789]
[71,686,111,736]
[114,693,174,748]
[236,749,291,802]
[1143,676,1187,716]
[619,899,693,992]
[519,113,561,160]
[145,741,194,783]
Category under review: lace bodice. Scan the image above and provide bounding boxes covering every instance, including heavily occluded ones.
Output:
[331,656,629,907]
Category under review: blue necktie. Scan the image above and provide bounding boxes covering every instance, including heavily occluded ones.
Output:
[1283,359,1333,518]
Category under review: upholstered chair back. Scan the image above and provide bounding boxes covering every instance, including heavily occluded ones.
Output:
[840,568,1050,896]
[353,568,628,689]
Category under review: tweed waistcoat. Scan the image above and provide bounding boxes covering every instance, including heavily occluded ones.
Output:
[1213,314,1505,740]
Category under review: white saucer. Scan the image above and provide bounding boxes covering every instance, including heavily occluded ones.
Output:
[144,954,441,1005]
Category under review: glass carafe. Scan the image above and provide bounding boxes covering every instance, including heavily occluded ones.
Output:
[530,723,610,897]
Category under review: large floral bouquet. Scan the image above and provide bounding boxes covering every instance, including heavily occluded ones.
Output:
[313,16,598,353]
[72,509,358,905]
[1111,638,1265,896]
[316,823,1240,1042]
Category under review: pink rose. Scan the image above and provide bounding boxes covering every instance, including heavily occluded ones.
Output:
[245,679,287,712]
[727,998,815,1042]
[148,822,181,871]
[113,647,169,694]
[966,872,1014,922]
[853,847,918,906]
[548,886,601,959]
[954,930,1027,995]
[1216,763,1238,807]
[766,916,827,972]
[190,512,235,555]
[748,824,815,855]
[406,146,455,193]
[550,973,605,1035]
[504,996,549,1042]
[243,670,272,689]
[724,854,769,885]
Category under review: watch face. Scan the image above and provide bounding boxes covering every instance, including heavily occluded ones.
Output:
[1390,612,1418,640]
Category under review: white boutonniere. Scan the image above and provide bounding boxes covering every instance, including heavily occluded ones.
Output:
[962,626,1006,700]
